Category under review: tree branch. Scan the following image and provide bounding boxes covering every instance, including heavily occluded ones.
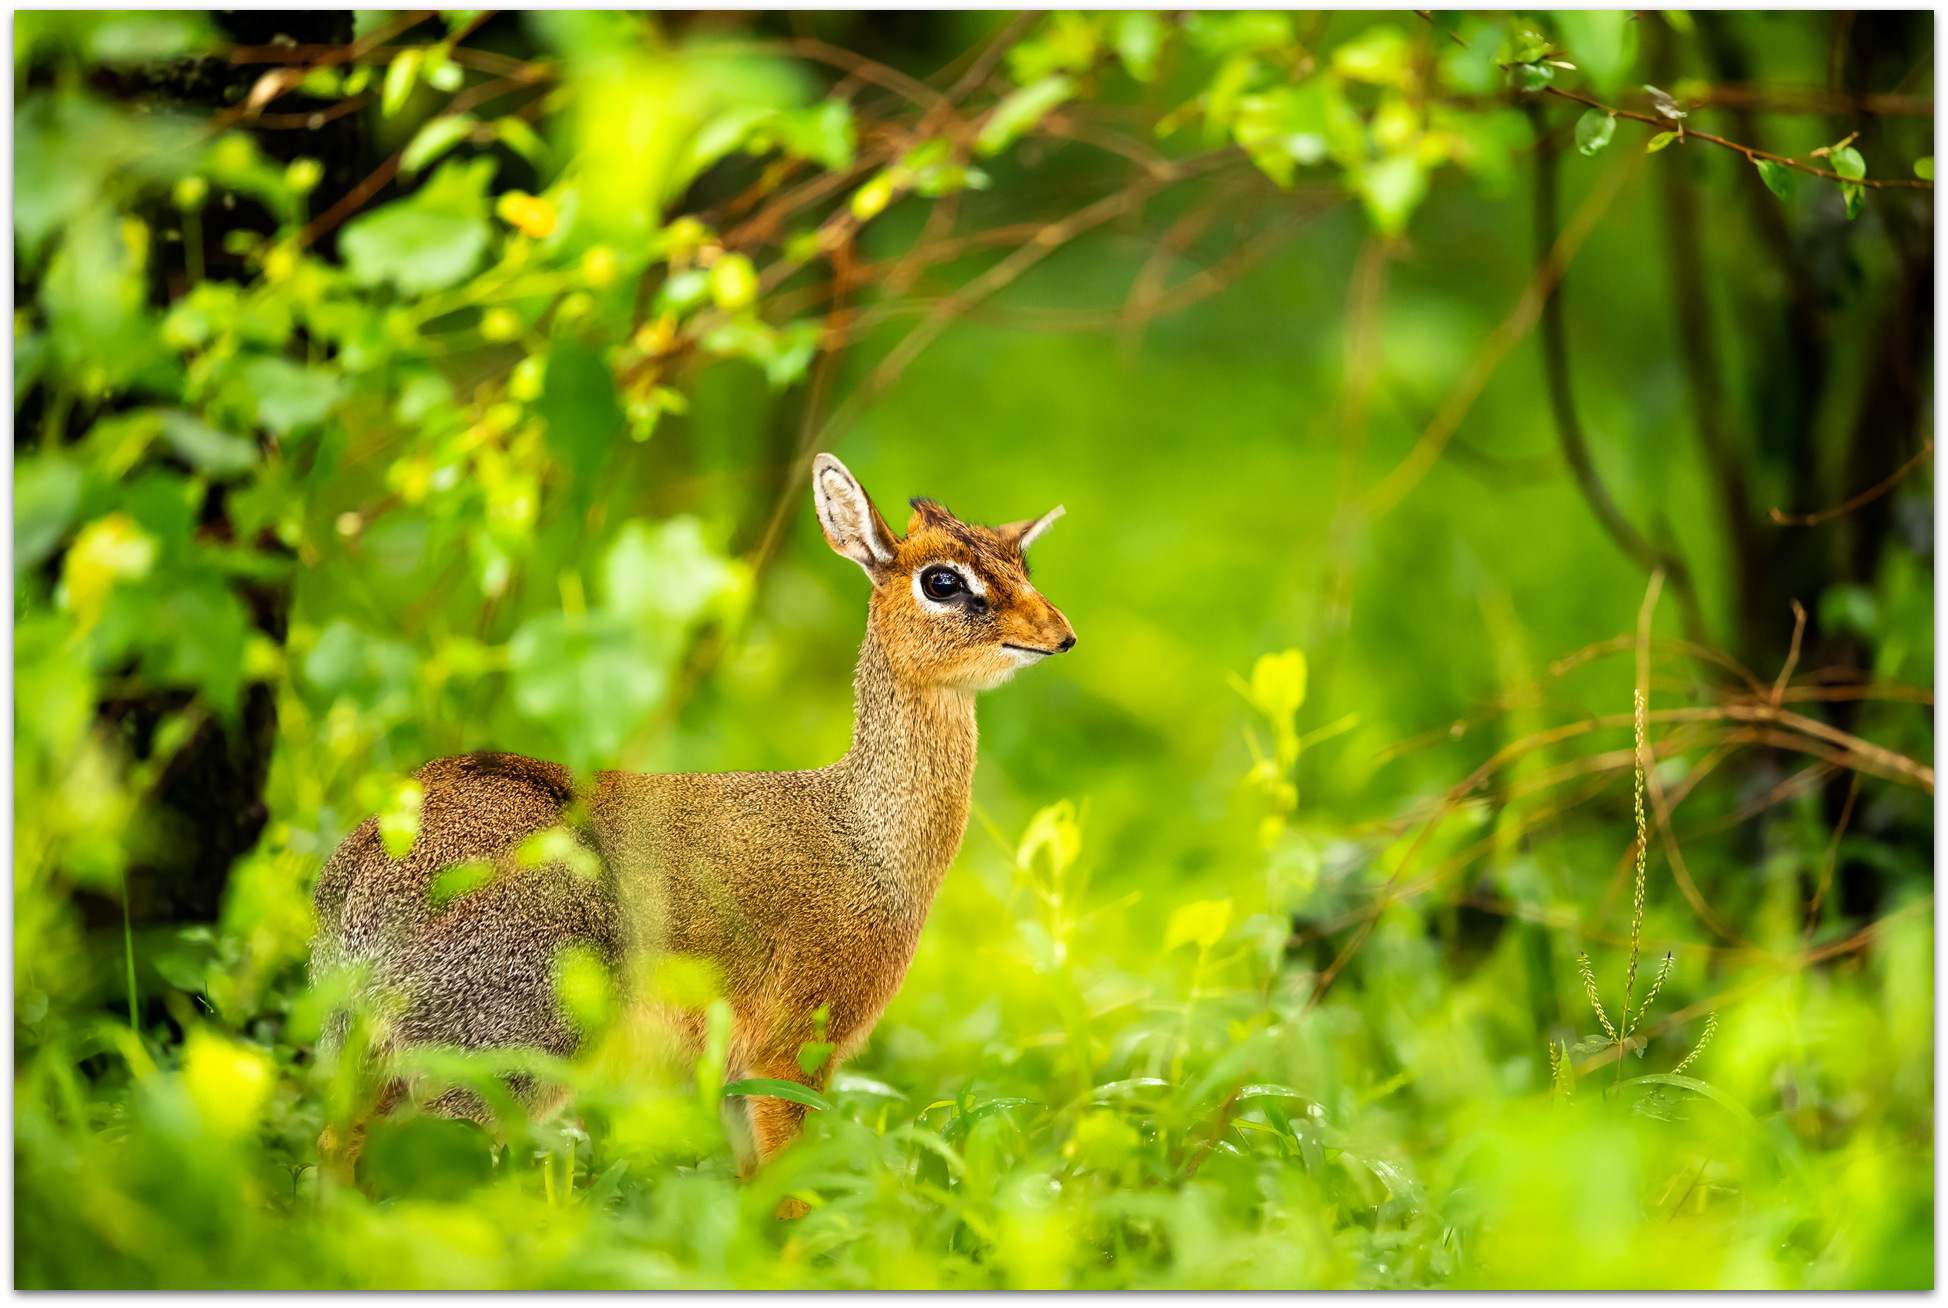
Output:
[1543,84,1932,188]
[1528,102,1709,646]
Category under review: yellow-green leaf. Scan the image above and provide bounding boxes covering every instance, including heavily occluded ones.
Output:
[1248,648,1308,725]
[1166,898,1232,952]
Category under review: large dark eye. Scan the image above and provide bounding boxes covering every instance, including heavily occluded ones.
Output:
[920,566,964,601]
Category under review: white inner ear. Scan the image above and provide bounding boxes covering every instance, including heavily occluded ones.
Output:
[1015,504,1066,550]
[814,459,895,572]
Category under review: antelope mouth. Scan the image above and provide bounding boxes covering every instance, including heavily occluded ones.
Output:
[1002,643,1057,660]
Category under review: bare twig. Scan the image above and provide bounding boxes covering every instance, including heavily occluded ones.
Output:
[782,37,947,112]
[1770,439,1933,526]
[1770,601,1807,706]
[1526,102,1708,644]
[1804,774,1861,935]
[1361,135,1637,517]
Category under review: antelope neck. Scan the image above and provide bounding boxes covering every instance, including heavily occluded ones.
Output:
[830,623,978,901]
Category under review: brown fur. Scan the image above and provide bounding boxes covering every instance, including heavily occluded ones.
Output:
[310,455,1074,1189]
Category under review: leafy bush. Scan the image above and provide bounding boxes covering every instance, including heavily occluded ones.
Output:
[14,10,1933,1290]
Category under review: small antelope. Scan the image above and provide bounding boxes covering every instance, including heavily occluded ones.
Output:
[311,453,1074,1190]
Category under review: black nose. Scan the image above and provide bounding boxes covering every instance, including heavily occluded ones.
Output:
[1057,635,1076,653]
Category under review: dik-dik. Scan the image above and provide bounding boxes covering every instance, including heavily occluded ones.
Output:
[311,453,1075,1189]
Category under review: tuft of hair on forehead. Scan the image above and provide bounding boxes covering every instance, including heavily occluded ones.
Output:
[904,497,1029,573]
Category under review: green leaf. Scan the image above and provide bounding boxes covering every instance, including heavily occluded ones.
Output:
[1182,10,1291,57]
[42,205,152,380]
[507,611,668,768]
[555,944,612,1032]
[340,156,495,293]
[493,116,549,167]
[1355,154,1427,234]
[1008,11,1104,83]
[382,47,423,117]
[1830,145,1866,181]
[850,172,896,222]
[158,410,259,475]
[400,114,479,175]
[1552,11,1637,93]
[773,100,856,171]
[1332,26,1410,86]
[429,860,496,909]
[14,457,84,572]
[302,620,418,721]
[243,358,344,436]
[1165,898,1232,952]
[797,1041,835,1075]
[1231,82,1354,186]
[1842,181,1865,219]
[85,12,210,63]
[1574,110,1615,158]
[832,1072,906,1099]
[1754,158,1796,202]
[721,1077,834,1113]
[1017,800,1082,879]
[1237,1083,1313,1102]
[138,574,251,716]
[1112,10,1163,82]
[1646,130,1680,153]
[602,516,742,628]
[1914,156,1933,181]
[584,1158,630,1209]
[362,1116,493,1202]
[537,343,624,514]
[976,75,1075,157]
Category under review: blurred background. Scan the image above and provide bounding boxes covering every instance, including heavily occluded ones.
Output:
[13,9,1934,1289]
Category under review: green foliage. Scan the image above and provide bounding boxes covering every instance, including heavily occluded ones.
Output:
[13,9,1933,1293]
[1575,108,1617,158]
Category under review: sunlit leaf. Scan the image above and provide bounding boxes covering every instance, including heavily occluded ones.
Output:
[400,114,479,175]
[340,156,495,293]
[1112,11,1163,82]
[721,1077,834,1113]
[976,75,1075,158]
[1165,898,1231,952]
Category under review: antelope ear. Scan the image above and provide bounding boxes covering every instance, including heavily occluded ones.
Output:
[998,505,1066,551]
[812,453,899,581]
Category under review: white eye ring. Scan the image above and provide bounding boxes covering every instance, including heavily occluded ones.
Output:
[912,562,984,610]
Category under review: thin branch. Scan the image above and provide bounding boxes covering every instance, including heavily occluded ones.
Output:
[1526,101,1709,645]
[746,149,1238,577]
[1361,134,1637,517]
[1804,774,1861,935]
[941,11,1040,106]
[252,92,375,131]
[1550,633,1767,697]
[1770,438,1934,525]
[1770,601,1807,706]
[301,150,404,247]
[1543,84,1933,188]
[781,37,947,112]
[1690,82,1932,117]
